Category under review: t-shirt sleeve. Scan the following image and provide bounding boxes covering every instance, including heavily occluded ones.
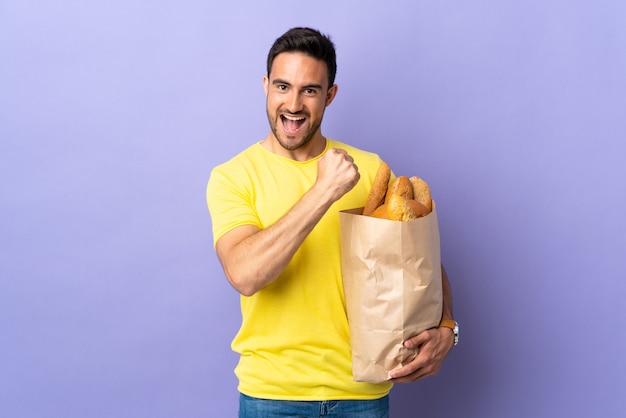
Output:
[206,165,262,247]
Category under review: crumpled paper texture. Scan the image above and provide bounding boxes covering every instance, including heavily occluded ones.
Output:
[339,203,442,383]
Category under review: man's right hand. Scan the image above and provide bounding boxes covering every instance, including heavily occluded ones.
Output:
[315,148,360,203]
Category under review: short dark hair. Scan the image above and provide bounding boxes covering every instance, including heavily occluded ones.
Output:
[266,27,337,88]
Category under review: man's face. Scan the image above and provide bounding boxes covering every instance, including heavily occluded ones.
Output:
[264,52,337,151]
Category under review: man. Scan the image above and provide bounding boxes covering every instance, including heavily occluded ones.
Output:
[207,27,456,418]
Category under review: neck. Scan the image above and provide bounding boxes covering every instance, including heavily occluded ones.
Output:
[262,133,327,162]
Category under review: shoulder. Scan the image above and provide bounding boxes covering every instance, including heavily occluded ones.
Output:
[210,143,268,183]
[212,143,264,172]
[208,144,261,201]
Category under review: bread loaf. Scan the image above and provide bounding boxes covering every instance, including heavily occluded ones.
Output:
[363,164,433,221]
[406,198,430,218]
[386,194,417,221]
[363,161,391,216]
[384,176,413,203]
[372,194,429,221]
[409,176,432,211]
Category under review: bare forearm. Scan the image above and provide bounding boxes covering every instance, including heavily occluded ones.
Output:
[218,182,336,296]
[440,265,454,321]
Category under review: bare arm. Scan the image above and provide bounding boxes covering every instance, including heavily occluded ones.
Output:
[440,265,454,322]
[215,148,360,296]
[389,265,455,382]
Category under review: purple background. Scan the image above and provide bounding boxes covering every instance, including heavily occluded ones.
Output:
[2,1,625,417]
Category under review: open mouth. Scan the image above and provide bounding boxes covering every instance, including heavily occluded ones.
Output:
[281,114,306,134]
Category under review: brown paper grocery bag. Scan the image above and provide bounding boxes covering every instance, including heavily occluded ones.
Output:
[339,202,443,383]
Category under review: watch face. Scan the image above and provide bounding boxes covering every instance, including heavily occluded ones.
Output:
[453,322,459,346]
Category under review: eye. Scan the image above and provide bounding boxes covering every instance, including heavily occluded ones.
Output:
[303,88,317,95]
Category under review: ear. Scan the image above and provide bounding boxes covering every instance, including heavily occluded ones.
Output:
[325,84,338,106]
[263,76,269,96]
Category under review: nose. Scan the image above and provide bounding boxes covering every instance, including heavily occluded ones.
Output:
[286,90,304,113]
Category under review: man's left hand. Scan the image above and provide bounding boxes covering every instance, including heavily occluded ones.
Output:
[388,327,454,383]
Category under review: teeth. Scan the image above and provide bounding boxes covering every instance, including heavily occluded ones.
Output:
[283,115,305,121]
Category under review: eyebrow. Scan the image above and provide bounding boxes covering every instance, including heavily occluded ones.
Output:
[272,79,324,90]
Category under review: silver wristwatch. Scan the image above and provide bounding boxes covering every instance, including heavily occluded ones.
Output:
[452,321,459,346]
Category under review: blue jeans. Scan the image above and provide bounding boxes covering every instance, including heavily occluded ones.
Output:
[238,393,389,417]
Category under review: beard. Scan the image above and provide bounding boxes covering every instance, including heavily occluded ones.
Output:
[267,110,323,151]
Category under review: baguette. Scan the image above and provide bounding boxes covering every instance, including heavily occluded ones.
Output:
[362,163,433,221]
[409,176,432,211]
[372,194,430,221]
[363,161,391,216]
[384,176,413,203]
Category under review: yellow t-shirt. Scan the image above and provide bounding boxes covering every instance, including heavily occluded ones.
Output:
[206,139,393,400]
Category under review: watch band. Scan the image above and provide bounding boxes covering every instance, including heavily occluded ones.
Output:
[439,319,456,330]
[439,319,459,346]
